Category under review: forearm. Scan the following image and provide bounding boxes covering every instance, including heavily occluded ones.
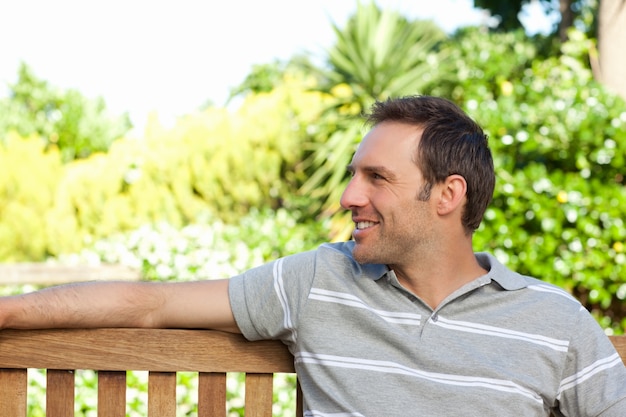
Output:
[0,281,165,330]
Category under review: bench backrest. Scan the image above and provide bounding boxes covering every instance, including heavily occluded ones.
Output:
[1,329,625,416]
[0,328,301,417]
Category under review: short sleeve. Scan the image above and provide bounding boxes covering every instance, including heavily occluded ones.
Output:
[228,250,317,344]
[556,309,626,416]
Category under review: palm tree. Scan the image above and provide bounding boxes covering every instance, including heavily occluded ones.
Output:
[300,1,451,238]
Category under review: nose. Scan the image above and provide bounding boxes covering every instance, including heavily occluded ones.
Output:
[340,175,367,210]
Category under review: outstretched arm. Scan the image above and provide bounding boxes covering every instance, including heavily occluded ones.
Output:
[0,279,239,333]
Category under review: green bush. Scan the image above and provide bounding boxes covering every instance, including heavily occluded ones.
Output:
[64,208,329,281]
[0,134,66,261]
[0,63,131,162]
[0,78,327,261]
[449,28,626,332]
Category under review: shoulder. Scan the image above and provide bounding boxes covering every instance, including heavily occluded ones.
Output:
[476,251,583,313]
[235,241,386,281]
[474,253,612,349]
[312,242,389,279]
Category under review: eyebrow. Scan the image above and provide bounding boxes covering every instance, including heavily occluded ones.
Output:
[346,164,398,180]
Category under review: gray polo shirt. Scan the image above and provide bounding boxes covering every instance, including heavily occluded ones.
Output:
[229,241,626,416]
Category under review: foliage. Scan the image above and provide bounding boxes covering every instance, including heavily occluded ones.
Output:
[473,0,596,34]
[473,0,545,31]
[226,55,313,101]
[473,0,601,53]
[443,28,540,102]
[448,27,626,332]
[227,60,288,100]
[322,0,448,105]
[0,77,328,261]
[0,134,65,261]
[62,208,329,281]
[0,62,131,162]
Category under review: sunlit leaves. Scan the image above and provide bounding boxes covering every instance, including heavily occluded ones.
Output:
[0,63,131,162]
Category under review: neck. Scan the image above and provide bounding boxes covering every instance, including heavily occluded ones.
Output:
[390,243,486,310]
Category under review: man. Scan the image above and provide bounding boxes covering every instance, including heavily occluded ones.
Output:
[1,96,624,416]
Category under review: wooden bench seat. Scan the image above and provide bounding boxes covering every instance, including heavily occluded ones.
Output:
[0,328,624,416]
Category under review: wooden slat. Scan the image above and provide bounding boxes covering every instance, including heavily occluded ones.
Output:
[148,371,176,417]
[198,372,227,417]
[245,373,274,417]
[0,329,294,373]
[47,369,75,417]
[610,335,626,364]
[0,368,27,416]
[98,371,126,417]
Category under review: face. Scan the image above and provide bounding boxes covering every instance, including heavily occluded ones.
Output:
[340,121,436,266]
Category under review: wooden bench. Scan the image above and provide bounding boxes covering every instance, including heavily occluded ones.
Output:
[0,328,302,416]
[0,329,624,416]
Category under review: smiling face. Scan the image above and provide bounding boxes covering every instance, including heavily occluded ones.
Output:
[340,121,437,266]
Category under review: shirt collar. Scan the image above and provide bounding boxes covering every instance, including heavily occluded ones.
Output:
[475,252,528,291]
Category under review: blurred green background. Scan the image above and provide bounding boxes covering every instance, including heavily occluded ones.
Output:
[1,1,624,331]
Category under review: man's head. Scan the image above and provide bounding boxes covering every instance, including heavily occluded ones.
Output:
[365,95,495,234]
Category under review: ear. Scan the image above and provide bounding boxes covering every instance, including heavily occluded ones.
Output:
[436,174,467,216]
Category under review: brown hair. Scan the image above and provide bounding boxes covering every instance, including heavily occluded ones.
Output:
[366,95,494,233]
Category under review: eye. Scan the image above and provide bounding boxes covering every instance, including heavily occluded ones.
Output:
[371,172,385,180]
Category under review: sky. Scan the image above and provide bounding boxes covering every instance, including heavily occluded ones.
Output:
[0,0,549,132]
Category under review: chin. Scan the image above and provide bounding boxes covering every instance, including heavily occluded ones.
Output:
[352,245,380,265]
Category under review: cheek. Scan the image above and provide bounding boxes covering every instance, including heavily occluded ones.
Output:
[403,199,434,221]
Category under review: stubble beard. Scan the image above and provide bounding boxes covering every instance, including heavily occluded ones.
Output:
[351,228,402,265]
[352,204,432,266]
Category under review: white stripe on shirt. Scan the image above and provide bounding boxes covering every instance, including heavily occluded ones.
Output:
[309,288,422,325]
[557,353,623,397]
[273,258,296,342]
[527,284,579,303]
[433,316,570,352]
[295,351,543,404]
[304,411,365,417]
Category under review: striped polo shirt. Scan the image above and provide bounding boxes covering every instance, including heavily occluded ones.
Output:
[229,241,626,416]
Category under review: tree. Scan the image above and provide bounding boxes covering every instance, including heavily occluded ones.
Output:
[597,0,626,99]
[474,0,626,101]
[473,0,579,41]
[0,62,131,162]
